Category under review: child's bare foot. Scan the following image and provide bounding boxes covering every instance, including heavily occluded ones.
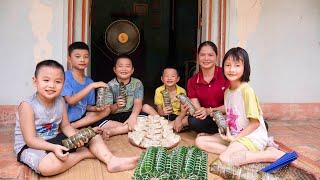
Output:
[265,146,285,161]
[106,156,139,172]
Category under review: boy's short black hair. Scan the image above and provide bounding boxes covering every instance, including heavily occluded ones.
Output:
[161,65,180,76]
[114,54,133,67]
[222,47,251,82]
[68,42,89,56]
[35,60,65,79]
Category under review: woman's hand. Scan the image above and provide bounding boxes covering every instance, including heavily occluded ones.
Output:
[206,107,214,117]
[53,145,69,161]
[181,104,189,113]
[173,118,183,132]
[194,107,207,120]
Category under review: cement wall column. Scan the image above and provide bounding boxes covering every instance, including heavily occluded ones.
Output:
[69,0,91,74]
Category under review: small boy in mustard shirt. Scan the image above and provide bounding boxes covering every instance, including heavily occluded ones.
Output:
[144,67,189,132]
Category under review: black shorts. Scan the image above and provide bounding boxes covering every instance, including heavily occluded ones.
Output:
[162,114,178,121]
[92,111,148,127]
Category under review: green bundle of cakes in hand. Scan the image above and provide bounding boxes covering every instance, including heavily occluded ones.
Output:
[161,89,173,112]
[62,127,97,150]
[212,111,228,135]
[118,81,127,107]
[176,94,196,116]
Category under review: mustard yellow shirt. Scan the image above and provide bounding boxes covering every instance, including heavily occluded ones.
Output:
[154,85,186,115]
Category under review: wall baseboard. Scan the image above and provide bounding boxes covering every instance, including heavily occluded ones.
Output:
[1,103,319,125]
[261,103,320,121]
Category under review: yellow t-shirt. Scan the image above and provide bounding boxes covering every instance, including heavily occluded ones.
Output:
[154,85,186,115]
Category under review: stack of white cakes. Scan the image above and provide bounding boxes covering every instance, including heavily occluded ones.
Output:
[128,115,180,148]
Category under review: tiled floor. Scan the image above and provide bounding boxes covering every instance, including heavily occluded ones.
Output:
[0,119,319,179]
[268,119,320,165]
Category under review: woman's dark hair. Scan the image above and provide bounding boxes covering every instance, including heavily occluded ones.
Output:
[35,60,65,78]
[197,41,218,56]
[222,47,251,82]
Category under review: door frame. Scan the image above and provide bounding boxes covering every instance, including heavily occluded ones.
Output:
[67,0,227,72]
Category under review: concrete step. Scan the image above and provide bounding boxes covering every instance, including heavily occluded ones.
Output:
[0,125,30,179]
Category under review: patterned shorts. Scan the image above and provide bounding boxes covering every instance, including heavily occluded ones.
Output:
[17,133,71,174]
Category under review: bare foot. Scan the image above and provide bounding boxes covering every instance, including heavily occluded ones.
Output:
[290,159,311,173]
[106,156,140,172]
[265,146,286,161]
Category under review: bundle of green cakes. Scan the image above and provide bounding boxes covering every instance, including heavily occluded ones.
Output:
[133,146,208,180]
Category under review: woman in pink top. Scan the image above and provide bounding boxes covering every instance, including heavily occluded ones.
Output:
[186,41,229,134]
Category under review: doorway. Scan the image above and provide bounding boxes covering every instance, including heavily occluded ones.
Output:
[90,0,198,104]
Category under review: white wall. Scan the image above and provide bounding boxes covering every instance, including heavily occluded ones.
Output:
[0,0,68,105]
[226,0,320,103]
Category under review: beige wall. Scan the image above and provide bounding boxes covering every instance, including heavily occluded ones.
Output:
[0,0,68,104]
[226,0,320,103]
[1,0,319,105]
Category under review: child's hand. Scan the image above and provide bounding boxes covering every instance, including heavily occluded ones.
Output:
[219,128,236,142]
[53,145,69,161]
[116,97,126,108]
[92,127,103,134]
[75,139,85,148]
[70,122,77,129]
[95,104,109,111]
[194,107,207,120]
[163,106,173,115]
[91,81,107,89]
[124,117,136,131]
[173,118,183,132]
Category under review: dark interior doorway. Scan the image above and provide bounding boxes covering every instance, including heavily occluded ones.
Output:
[90,0,198,104]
